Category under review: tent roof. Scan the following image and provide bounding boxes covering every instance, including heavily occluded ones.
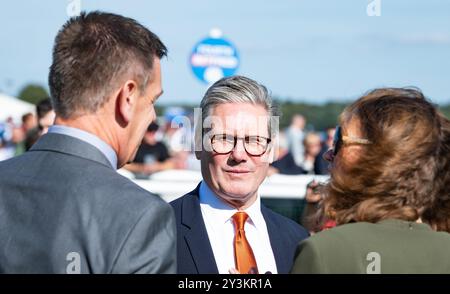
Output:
[0,93,35,124]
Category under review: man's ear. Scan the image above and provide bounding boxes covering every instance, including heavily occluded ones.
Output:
[266,136,278,164]
[116,80,139,124]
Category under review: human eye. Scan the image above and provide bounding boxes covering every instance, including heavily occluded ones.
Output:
[246,136,265,146]
[224,134,235,144]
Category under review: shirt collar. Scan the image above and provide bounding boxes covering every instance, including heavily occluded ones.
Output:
[199,181,266,230]
[48,125,118,169]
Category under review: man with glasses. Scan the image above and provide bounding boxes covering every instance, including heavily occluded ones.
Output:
[170,76,309,274]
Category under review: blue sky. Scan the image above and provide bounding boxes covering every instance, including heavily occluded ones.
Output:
[1,0,449,105]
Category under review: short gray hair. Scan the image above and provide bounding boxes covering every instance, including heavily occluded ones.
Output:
[194,75,280,152]
[200,75,279,130]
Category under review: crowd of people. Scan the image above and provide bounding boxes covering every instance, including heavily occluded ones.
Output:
[0,98,55,160]
[0,11,449,274]
[2,92,336,179]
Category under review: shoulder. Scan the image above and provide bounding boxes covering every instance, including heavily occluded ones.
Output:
[262,205,309,239]
[305,222,376,246]
[100,170,169,209]
[170,187,200,209]
[170,190,200,223]
[291,223,374,274]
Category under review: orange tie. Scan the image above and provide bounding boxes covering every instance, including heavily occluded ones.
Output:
[232,212,258,274]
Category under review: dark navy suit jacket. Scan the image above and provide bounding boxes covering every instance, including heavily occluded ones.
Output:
[170,184,309,274]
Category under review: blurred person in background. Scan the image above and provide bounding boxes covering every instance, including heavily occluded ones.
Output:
[314,126,335,175]
[125,121,177,176]
[21,112,37,134]
[291,88,450,274]
[0,11,175,273]
[23,98,55,151]
[286,114,306,168]
[300,132,322,174]
[0,117,23,160]
[269,131,322,175]
[35,98,55,134]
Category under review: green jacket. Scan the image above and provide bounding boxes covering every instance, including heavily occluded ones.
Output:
[291,219,450,274]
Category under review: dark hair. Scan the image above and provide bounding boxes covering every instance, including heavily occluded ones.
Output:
[36,98,53,119]
[147,122,159,133]
[324,88,445,225]
[49,11,167,119]
[21,112,34,124]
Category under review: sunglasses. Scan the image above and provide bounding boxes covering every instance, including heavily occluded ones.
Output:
[332,125,372,156]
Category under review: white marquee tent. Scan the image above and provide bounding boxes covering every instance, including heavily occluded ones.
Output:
[0,93,35,123]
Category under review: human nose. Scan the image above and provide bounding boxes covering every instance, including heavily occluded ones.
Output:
[149,105,156,121]
[230,138,248,162]
[323,148,334,162]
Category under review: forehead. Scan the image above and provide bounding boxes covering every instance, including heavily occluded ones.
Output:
[208,103,269,135]
[145,58,162,92]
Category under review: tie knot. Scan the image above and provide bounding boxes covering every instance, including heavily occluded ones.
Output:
[232,211,249,230]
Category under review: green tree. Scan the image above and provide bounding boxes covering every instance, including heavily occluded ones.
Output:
[18,84,49,105]
[440,104,450,119]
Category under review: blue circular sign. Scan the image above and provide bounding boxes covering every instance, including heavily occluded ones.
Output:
[189,31,240,84]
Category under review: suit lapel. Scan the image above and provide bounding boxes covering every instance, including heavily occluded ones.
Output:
[261,205,289,274]
[181,186,219,274]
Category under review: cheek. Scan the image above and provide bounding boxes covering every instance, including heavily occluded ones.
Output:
[252,158,270,176]
[343,146,362,164]
[148,105,156,122]
[209,154,227,172]
[203,153,225,178]
[336,146,361,172]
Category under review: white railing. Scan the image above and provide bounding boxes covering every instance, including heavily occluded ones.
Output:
[118,169,329,203]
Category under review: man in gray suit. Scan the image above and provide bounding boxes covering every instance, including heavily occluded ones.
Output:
[0,12,176,273]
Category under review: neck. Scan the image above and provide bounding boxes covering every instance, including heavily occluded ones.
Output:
[223,193,258,211]
[54,114,119,154]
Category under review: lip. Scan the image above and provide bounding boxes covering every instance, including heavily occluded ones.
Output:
[224,169,252,174]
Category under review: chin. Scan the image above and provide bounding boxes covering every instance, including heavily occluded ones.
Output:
[221,185,254,200]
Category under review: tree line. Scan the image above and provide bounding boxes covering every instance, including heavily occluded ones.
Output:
[16,84,450,131]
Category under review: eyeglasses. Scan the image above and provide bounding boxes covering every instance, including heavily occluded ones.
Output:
[210,134,271,156]
[333,125,372,156]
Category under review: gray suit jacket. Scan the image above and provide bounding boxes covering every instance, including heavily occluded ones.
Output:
[0,133,176,273]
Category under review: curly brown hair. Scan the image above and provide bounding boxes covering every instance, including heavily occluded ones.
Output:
[323,88,448,227]
[422,114,450,232]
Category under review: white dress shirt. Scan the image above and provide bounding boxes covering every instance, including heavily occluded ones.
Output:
[199,181,278,274]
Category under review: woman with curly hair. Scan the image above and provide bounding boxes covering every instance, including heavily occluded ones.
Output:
[291,88,450,274]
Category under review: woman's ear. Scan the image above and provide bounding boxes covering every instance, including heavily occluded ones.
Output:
[116,80,138,124]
